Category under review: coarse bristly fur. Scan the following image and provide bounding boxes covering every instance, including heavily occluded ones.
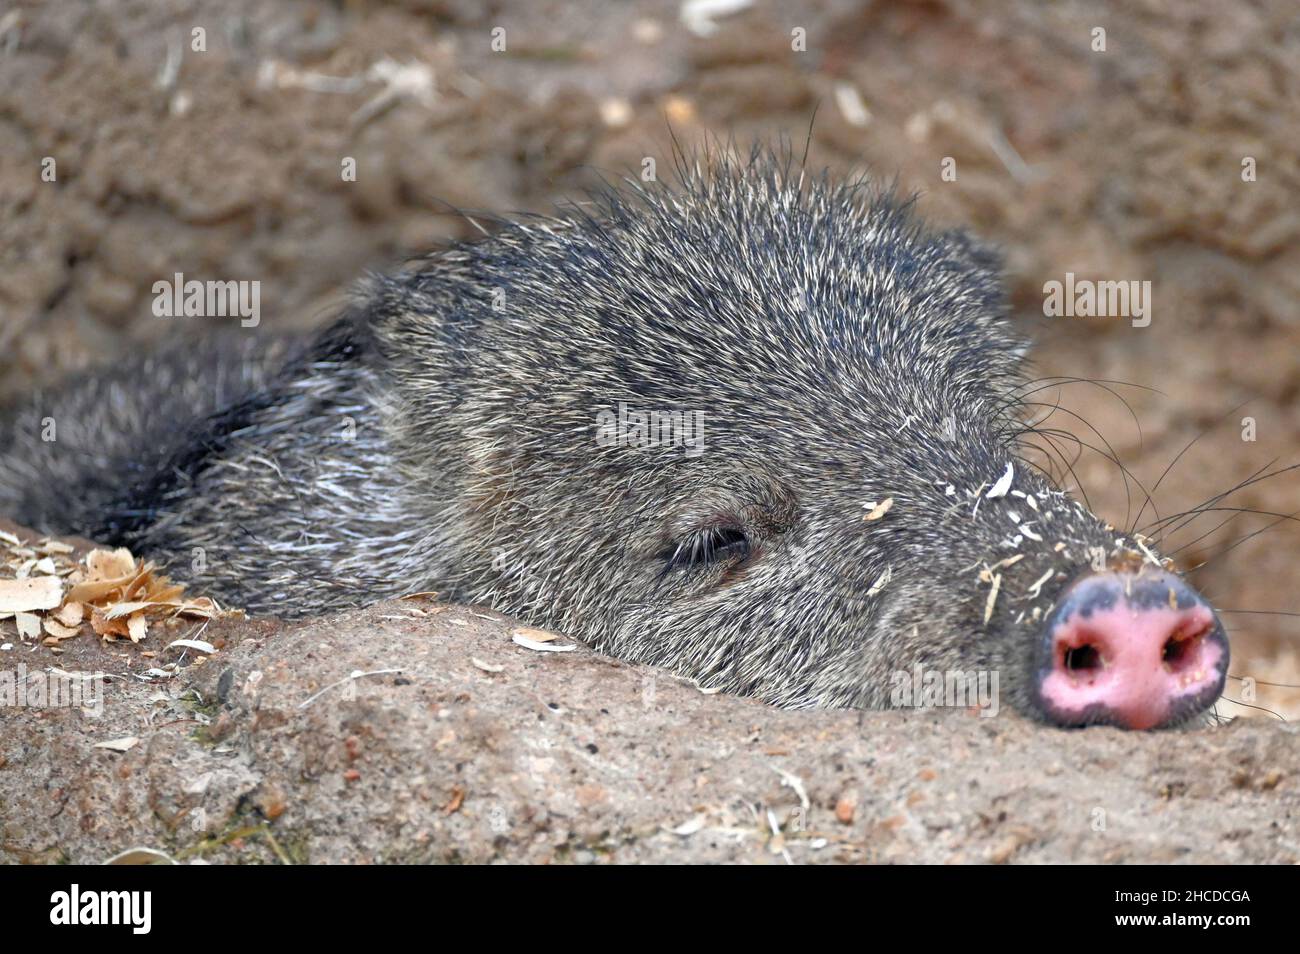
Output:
[0,145,1193,721]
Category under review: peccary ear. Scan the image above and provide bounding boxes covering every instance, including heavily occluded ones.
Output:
[933,228,1003,273]
[928,228,1006,308]
[923,227,1027,366]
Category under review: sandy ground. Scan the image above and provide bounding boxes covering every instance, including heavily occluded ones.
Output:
[0,0,1298,861]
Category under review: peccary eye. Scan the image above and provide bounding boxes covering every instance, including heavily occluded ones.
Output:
[661,526,751,574]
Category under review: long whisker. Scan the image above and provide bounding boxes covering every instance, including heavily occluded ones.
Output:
[1227,674,1300,689]
[1016,414,1158,530]
[1216,697,1287,720]
[1022,428,1094,511]
[1217,608,1300,620]
[1182,510,1300,573]
[1146,461,1300,542]
[1162,510,1242,560]
[1129,398,1255,535]
[1144,460,1278,540]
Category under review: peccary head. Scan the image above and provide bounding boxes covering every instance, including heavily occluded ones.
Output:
[370,147,1229,729]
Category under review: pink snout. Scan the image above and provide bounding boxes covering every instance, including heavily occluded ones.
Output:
[1035,569,1228,730]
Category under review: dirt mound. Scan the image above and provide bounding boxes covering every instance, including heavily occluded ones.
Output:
[1,524,1295,864]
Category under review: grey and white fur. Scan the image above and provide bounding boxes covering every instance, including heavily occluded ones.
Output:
[0,147,1172,719]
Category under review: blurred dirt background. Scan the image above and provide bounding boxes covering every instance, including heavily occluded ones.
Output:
[0,0,1297,719]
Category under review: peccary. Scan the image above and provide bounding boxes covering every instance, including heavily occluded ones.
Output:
[0,148,1228,729]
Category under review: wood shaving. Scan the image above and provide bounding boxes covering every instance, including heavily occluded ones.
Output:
[42,618,79,641]
[166,638,216,654]
[54,601,84,627]
[983,572,1002,625]
[988,554,1025,574]
[0,576,63,613]
[15,612,41,640]
[127,614,148,643]
[1,531,235,651]
[102,848,177,866]
[1026,567,1055,599]
[93,737,140,753]
[866,566,892,597]
[862,497,894,521]
[986,463,1015,499]
[512,634,576,653]
[512,626,562,643]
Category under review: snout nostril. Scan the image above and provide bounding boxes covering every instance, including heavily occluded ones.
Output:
[1062,643,1103,673]
[1038,570,1228,729]
[1162,636,1189,667]
[1162,622,1210,672]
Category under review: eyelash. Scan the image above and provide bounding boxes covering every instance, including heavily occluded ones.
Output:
[661,526,751,574]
